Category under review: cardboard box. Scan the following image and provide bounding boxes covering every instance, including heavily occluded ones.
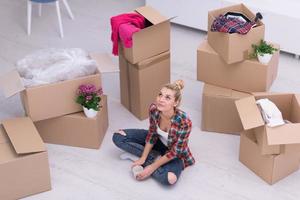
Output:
[207,4,265,64]
[202,84,251,134]
[239,130,300,185]
[122,6,170,64]
[34,95,109,149]
[236,93,300,155]
[197,40,279,92]
[0,54,110,122]
[119,48,170,120]
[0,117,51,199]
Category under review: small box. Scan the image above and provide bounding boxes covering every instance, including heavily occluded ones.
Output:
[0,117,51,199]
[34,95,109,149]
[197,40,279,92]
[207,3,265,64]
[119,48,170,120]
[122,6,171,64]
[239,130,300,185]
[236,93,300,155]
[202,84,251,134]
[0,54,111,122]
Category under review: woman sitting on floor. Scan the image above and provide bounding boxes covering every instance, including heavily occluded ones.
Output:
[112,80,195,185]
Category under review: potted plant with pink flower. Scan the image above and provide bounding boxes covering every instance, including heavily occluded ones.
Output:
[76,84,103,118]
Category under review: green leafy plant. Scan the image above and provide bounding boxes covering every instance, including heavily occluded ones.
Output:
[76,84,103,111]
[250,40,278,58]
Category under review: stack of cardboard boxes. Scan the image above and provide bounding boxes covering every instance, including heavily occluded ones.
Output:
[118,6,171,120]
[197,3,300,184]
[198,3,279,135]
[0,54,109,199]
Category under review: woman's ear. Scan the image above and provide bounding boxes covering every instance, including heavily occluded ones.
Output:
[174,101,178,107]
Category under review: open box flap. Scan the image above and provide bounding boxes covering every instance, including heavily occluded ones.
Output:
[2,117,46,154]
[89,53,118,73]
[295,94,300,105]
[0,70,25,98]
[266,124,300,145]
[203,84,232,97]
[135,6,168,25]
[0,125,9,144]
[235,96,265,130]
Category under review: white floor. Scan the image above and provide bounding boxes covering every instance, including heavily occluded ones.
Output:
[1,0,300,200]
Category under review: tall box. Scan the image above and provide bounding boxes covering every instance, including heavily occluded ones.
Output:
[202,84,251,134]
[207,3,265,64]
[0,54,109,122]
[119,48,170,120]
[239,130,300,185]
[122,6,170,64]
[0,118,51,199]
[197,40,279,92]
[235,93,300,156]
[34,95,109,149]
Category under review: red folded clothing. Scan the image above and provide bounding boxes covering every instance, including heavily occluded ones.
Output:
[110,13,145,55]
[119,23,141,49]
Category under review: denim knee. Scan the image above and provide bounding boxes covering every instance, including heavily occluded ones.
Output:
[112,132,125,147]
[152,169,176,186]
[160,174,177,186]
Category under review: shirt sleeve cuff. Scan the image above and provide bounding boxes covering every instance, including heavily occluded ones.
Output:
[145,134,156,144]
[166,151,176,159]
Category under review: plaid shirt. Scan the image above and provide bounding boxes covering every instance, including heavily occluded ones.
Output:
[145,104,195,168]
[211,14,255,35]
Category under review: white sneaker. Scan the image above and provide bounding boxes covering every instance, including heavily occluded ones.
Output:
[119,152,139,162]
[132,165,144,179]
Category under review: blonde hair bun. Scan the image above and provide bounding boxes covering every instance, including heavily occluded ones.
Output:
[174,80,184,90]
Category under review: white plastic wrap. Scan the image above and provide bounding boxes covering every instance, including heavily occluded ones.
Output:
[16,48,98,87]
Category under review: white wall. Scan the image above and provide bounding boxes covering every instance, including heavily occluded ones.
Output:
[146,0,300,55]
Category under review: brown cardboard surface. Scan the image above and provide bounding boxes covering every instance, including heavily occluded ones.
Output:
[235,96,265,130]
[291,94,300,123]
[0,127,20,163]
[266,124,300,145]
[197,40,279,92]
[202,84,251,134]
[119,50,170,120]
[0,151,51,200]
[119,49,131,110]
[239,131,300,185]
[207,4,265,64]
[0,70,25,98]
[254,126,281,155]
[135,6,167,25]
[2,117,45,154]
[89,53,118,73]
[34,95,109,149]
[0,126,9,144]
[122,6,170,64]
[20,71,102,122]
[0,121,51,199]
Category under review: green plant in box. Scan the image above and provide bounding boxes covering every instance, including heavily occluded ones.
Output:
[250,40,278,64]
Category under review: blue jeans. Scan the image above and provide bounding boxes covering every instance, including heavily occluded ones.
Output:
[112,129,184,185]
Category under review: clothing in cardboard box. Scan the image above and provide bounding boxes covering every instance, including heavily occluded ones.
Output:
[16,48,98,87]
[110,13,145,55]
[211,12,263,34]
[256,98,285,127]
